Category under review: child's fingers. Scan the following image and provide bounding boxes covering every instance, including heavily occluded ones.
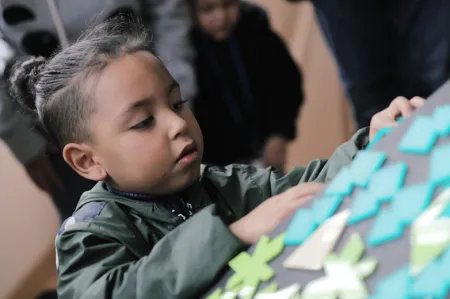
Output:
[286,183,324,200]
[290,194,315,210]
[409,96,425,109]
[389,96,414,118]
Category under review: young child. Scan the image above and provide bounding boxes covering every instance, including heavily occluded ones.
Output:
[189,0,303,169]
[9,17,423,299]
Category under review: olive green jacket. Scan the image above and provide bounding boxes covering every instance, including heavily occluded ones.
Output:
[56,128,369,299]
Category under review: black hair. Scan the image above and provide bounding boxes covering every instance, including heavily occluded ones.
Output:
[9,15,154,149]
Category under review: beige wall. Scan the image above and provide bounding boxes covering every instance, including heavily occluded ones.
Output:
[248,0,355,171]
[0,140,60,299]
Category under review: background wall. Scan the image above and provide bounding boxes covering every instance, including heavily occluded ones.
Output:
[247,0,356,171]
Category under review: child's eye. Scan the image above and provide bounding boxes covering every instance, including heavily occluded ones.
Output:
[173,100,188,112]
[132,116,154,130]
[200,5,214,13]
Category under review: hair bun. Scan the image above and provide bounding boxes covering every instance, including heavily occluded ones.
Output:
[9,56,47,114]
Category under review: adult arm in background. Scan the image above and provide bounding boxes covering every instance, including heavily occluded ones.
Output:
[0,36,62,192]
[143,0,197,106]
[0,82,46,165]
[0,83,63,193]
[242,3,304,168]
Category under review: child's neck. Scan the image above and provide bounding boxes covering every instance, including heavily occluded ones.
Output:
[104,182,180,200]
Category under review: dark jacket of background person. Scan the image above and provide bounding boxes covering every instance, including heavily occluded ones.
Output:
[191,2,304,166]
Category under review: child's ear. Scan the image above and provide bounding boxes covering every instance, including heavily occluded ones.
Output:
[62,143,107,182]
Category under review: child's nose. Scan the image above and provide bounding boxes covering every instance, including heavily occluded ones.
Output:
[166,111,188,139]
[213,9,226,24]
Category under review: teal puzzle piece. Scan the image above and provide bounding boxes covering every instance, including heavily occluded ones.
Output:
[367,162,408,202]
[367,183,433,247]
[348,191,378,225]
[366,117,403,150]
[324,167,354,197]
[366,210,403,247]
[366,127,393,150]
[398,116,439,155]
[350,151,387,187]
[410,259,449,298]
[369,266,410,299]
[312,195,343,225]
[439,247,450,282]
[433,104,450,136]
[429,143,450,186]
[348,163,408,225]
[440,202,450,218]
[391,183,434,225]
[283,209,316,246]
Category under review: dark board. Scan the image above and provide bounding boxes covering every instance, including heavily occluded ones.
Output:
[204,80,450,298]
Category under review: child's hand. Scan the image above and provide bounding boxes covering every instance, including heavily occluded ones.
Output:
[261,135,287,170]
[229,182,324,244]
[369,96,425,141]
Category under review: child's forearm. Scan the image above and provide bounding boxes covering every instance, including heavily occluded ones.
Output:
[56,205,245,299]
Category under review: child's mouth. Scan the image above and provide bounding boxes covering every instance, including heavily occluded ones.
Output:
[176,145,198,165]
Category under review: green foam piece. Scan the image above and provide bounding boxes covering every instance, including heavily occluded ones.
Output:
[429,143,450,186]
[398,115,439,155]
[433,104,450,136]
[207,288,223,299]
[349,151,387,187]
[227,234,285,293]
[411,240,448,277]
[339,233,365,264]
[260,283,278,293]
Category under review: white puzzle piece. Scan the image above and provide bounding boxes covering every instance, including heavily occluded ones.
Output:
[254,284,301,299]
[411,187,450,275]
[283,209,350,270]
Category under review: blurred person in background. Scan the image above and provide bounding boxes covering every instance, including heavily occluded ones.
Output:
[189,0,304,171]
[0,41,61,196]
[286,0,450,129]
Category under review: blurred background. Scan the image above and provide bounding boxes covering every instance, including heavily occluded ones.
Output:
[249,0,354,171]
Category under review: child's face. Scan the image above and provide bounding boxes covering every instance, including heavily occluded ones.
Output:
[66,52,204,194]
[194,0,239,41]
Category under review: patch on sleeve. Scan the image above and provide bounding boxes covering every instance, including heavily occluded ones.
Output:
[57,201,107,236]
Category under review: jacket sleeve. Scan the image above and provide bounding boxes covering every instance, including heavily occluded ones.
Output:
[257,12,304,141]
[205,127,369,216]
[142,0,197,105]
[0,84,46,165]
[56,204,245,299]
